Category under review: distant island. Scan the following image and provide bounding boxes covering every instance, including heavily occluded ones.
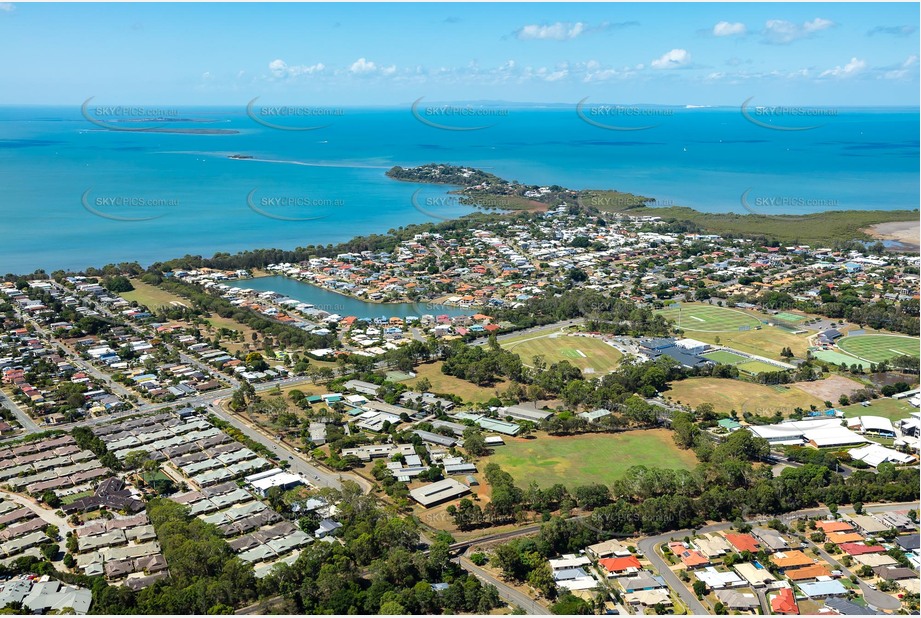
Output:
[387,163,919,248]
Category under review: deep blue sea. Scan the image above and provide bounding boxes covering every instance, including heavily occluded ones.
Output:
[1,105,917,274]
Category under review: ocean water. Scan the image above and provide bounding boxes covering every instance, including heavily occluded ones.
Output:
[0,105,917,274]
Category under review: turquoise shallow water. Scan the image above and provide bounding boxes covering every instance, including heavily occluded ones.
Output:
[226,275,473,320]
[0,105,917,274]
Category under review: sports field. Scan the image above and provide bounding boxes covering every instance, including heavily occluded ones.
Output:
[686,326,811,361]
[501,330,622,374]
[774,312,807,323]
[840,398,916,422]
[811,350,872,370]
[485,429,698,488]
[701,350,748,365]
[664,377,824,415]
[736,360,783,375]
[657,303,763,333]
[837,334,920,363]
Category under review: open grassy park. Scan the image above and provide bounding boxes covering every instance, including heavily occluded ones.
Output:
[837,334,920,364]
[664,377,824,415]
[120,279,191,310]
[485,429,698,489]
[500,327,622,374]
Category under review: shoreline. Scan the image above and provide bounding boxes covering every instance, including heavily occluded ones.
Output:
[861,220,921,253]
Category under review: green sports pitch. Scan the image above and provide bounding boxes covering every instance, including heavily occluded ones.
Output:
[701,350,748,365]
[736,360,783,375]
[657,303,762,333]
[837,334,920,363]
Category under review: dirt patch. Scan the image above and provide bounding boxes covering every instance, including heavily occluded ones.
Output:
[792,375,866,401]
[862,220,920,252]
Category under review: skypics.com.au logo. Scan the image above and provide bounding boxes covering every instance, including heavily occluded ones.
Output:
[741,97,837,132]
[246,189,343,221]
[411,190,517,221]
[740,188,839,220]
[81,97,181,131]
[576,97,673,131]
[81,189,179,222]
[411,97,509,131]
[246,97,343,131]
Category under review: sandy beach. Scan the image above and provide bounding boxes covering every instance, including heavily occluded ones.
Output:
[863,220,921,252]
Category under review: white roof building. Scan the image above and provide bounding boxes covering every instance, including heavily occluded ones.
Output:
[695,566,745,590]
[847,443,915,467]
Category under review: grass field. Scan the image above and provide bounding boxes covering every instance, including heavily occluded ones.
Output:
[657,303,763,333]
[811,350,872,370]
[501,330,622,374]
[701,350,748,365]
[664,377,824,415]
[774,312,807,323]
[120,279,190,310]
[485,429,698,488]
[736,360,784,375]
[686,326,811,361]
[405,361,508,404]
[837,334,920,363]
[839,398,917,422]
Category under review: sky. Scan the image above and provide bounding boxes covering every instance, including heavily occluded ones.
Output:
[1,2,918,106]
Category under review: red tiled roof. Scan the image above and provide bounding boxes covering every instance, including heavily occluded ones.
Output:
[839,543,885,556]
[725,533,760,553]
[770,588,798,614]
[816,521,854,533]
[599,556,641,573]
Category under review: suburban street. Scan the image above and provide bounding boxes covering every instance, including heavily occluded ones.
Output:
[0,389,39,432]
[635,501,919,615]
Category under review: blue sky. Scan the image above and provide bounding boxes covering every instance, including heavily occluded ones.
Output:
[1,2,918,105]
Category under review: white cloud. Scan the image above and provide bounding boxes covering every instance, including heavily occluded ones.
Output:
[0,3,14,12]
[516,21,587,40]
[349,57,377,74]
[269,59,325,78]
[348,57,396,76]
[819,57,866,78]
[651,49,691,70]
[883,55,918,79]
[713,21,746,37]
[763,18,834,44]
